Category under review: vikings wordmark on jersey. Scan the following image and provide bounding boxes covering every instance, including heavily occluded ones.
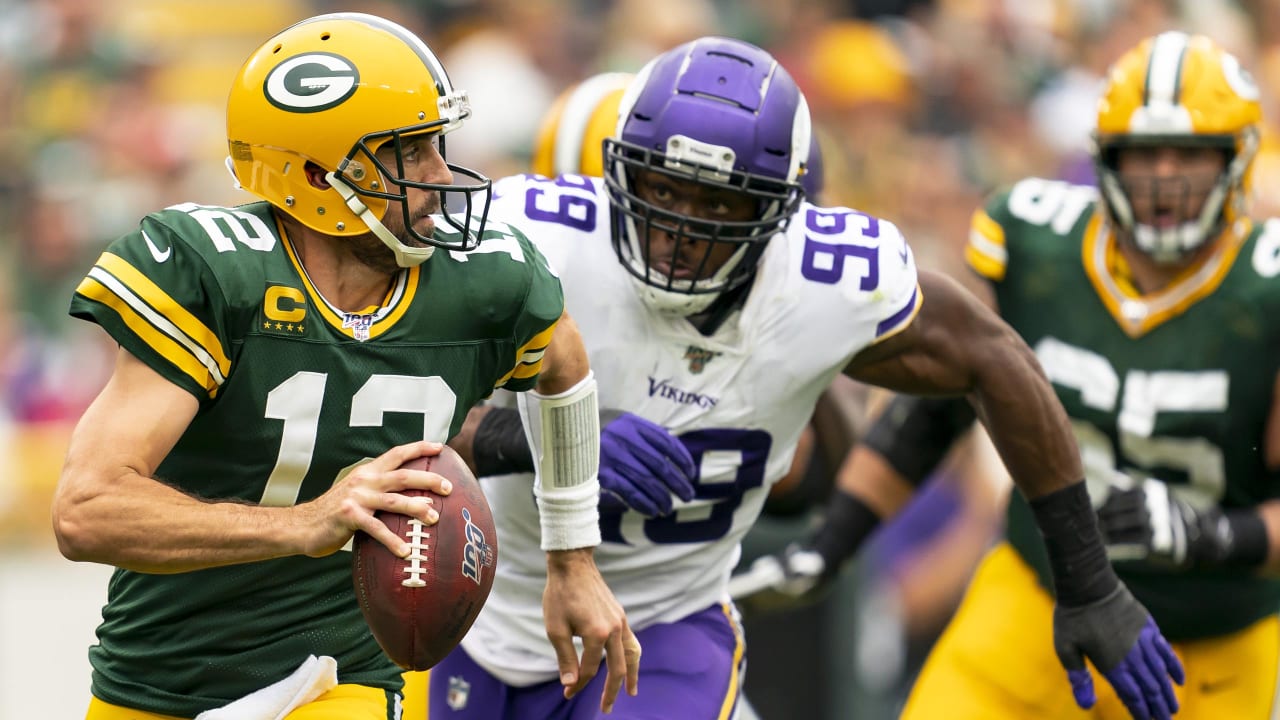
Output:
[460,173,921,686]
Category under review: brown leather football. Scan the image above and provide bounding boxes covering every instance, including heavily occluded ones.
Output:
[352,446,497,671]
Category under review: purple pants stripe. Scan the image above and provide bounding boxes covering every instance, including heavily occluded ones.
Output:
[430,603,745,719]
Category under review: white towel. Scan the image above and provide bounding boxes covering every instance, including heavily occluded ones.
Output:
[195,654,339,720]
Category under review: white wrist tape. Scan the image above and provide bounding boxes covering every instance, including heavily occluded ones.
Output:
[519,371,601,550]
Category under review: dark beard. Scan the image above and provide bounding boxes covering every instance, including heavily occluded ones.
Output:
[349,197,438,274]
[347,232,402,275]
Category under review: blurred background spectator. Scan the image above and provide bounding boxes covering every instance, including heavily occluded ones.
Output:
[1,1,1276,718]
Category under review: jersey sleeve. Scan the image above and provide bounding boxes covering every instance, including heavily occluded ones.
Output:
[965,188,1014,283]
[69,212,235,401]
[784,207,922,355]
[865,218,923,344]
[965,178,1099,285]
[493,223,565,393]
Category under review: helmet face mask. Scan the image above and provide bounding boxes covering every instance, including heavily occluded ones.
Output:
[226,12,491,267]
[603,37,810,317]
[1092,32,1261,265]
[341,127,490,255]
[1105,141,1228,256]
[607,140,796,301]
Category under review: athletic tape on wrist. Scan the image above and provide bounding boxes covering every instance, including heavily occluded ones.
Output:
[521,371,602,550]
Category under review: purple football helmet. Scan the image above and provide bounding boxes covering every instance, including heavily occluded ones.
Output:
[803,133,824,201]
[603,37,812,316]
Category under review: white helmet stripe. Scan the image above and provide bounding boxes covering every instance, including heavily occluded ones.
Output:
[555,72,631,176]
[297,13,454,93]
[1144,32,1189,108]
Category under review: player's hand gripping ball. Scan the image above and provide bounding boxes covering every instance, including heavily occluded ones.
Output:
[352,446,498,670]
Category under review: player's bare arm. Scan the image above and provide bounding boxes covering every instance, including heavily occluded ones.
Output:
[529,308,642,711]
[844,269,1082,497]
[53,347,450,573]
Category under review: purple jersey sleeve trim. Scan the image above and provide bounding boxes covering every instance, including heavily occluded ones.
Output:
[875,284,921,339]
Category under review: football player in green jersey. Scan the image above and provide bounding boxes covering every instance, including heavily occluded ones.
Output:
[745,31,1280,719]
[51,13,638,720]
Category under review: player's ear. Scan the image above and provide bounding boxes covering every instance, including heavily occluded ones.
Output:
[304,162,332,190]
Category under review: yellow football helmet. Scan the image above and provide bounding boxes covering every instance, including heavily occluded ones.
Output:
[226,13,490,266]
[1093,31,1261,263]
[531,72,634,178]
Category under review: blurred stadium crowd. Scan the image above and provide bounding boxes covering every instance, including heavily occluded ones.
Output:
[1,0,1278,715]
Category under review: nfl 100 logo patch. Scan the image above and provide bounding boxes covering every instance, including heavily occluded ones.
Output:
[684,345,722,374]
[342,312,377,342]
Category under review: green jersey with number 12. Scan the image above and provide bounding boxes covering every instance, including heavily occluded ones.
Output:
[967,178,1280,640]
[69,200,563,716]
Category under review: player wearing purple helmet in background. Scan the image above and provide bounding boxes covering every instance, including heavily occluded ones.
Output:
[432,36,1181,720]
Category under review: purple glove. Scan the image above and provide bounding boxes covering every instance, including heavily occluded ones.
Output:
[598,412,696,517]
[1054,586,1185,720]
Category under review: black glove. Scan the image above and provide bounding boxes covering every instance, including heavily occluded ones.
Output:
[1031,483,1185,720]
[1053,585,1185,720]
[1099,478,1268,570]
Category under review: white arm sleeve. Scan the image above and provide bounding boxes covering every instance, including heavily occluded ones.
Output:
[518,371,602,551]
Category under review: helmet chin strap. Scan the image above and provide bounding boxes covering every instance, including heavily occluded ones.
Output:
[326,172,435,268]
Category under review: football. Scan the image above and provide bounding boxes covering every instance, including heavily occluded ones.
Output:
[352,446,498,671]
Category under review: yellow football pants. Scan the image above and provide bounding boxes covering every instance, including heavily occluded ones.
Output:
[901,543,1280,720]
[87,682,402,720]
[401,670,428,720]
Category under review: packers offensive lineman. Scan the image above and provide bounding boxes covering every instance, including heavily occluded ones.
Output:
[748,31,1280,719]
[428,36,1181,720]
[52,13,638,720]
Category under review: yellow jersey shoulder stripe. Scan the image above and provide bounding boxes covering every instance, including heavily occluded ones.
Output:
[966,209,1007,281]
[76,274,222,396]
[496,321,558,387]
[86,253,230,383]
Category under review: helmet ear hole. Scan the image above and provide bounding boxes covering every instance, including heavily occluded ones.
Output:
[304,162,332,190]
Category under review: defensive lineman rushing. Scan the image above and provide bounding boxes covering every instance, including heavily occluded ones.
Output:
[747,31,1280,720]
[429,37,1181,719]
[52,13,636,720]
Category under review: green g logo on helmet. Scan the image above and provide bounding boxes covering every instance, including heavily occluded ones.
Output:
[264,53,360,113]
